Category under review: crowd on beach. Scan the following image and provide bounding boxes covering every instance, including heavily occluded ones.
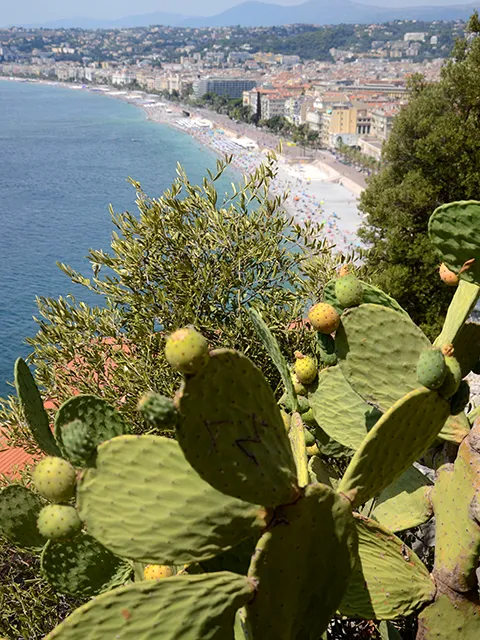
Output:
[142,102,364,254]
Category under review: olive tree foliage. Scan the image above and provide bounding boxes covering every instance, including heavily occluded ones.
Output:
[1,153,352,451]
[358,13,480,338]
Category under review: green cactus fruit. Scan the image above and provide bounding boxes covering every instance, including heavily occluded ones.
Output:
[164,326,208,375]
[416,349,447,390]
[308,302,341,334]
[439,354,462,399]
[290,371,307,395]
[316,332,338,366]
[137,391,179,427]
[37,504,82,540]
[335,274,364,308]
[62,420,96,467]
[301,408,316,427]
[450,380,470,415]
[33,456,76,503]
[297,395,310,413]
[294,354,317,385]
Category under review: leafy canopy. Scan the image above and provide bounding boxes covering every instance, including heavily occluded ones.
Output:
[359,20,480,337]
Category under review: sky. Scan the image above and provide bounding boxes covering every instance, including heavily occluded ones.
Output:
[0,0,475,25]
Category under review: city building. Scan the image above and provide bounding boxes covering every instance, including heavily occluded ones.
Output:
[193,77,257,99]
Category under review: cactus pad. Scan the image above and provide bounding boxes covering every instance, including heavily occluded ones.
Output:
[41,533,131,596]
[246,483,357,640]
[78,435,268,564]
[248,308,298,412]
[45,572,255,639]
[428,200,480,285]
[438,413,470,444]
[288,413,309,487]
[14,358,60,456]
[324,279,407,316]
[0,485,46,547]
[175,349,298,506]
[55,395,128,461]
[335,304,430,411]
[431,422,480,592]
[417,592,480,640]
[373,466,433,532]
[338,388,450,506]
[451,322,480,377]
[434,280,480,349]
[339,515,435,619]
[308,366,381,451]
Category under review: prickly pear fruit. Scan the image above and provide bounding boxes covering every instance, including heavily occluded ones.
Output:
[439,355,462,399]
[294,353,317,385]
[62,420,96,467]
[301,408,316,427]
[450,380,470,415]
[416,349,447,390]
[339,263,351,277]
[308,303,340,334]
[137,391,179,427]
[290,371,307,395]
[37,504,82,540]
[335,274,363,308]
[143,564,175,580]
[297,395,310,413]
[439,263,459,286]
[164,327,208,375]
[33,456,76,503]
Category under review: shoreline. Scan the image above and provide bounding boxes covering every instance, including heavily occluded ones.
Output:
[1,77,365,252]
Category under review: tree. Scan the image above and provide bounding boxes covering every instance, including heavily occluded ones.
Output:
[1,154,351,452]
[358,19,480,338]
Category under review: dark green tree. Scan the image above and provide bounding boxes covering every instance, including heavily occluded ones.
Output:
[359,20,480,338]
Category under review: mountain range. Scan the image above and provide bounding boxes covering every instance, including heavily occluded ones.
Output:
[14,0,480,29]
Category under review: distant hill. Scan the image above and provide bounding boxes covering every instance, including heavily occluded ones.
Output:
[11,0,480,29]
[186,0,480,27]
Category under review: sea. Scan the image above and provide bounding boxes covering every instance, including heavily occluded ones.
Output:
[0,80,236,397]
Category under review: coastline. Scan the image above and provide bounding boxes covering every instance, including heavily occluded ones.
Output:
[1,77,365,252]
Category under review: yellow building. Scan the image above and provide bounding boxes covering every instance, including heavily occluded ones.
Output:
[321,105,358,148]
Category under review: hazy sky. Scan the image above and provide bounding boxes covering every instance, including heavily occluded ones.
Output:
[0,0,475,25]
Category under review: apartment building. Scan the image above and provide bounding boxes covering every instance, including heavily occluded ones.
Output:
[193,77,257,99]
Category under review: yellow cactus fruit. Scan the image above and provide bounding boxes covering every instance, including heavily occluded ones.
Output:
[308,303,341,334]
[439,263,459,286]
[143,564,175,580]
[165,326,208,375]
[294,353,317,385]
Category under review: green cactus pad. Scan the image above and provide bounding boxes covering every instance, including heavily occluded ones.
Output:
[450,321,480,377]
[288,413,309,487]
[338,388,450,507]
[335,304,430,411]
[41,533,131,596]
[428,200,480,285]
[175,349,298,506]
[55,395,129,462]
[246,483,357,640]
[324,280,408,316]
[45,572,255,640]
[434,280,480,349]
[316,333,337,366]
[308,366,381,451]
[431,422,480,592]
[78,435,268,565]
[248,308,298,412]
[339,515,435,619]
[417,593,480,640]
[438,413,470,444]
[14,358,60,456]
[0,485,46,548]
[373,466,433,532]
[378,621,402,640]
[308,456,338,489]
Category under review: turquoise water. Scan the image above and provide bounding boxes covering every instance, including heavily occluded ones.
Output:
[0,80,235,396]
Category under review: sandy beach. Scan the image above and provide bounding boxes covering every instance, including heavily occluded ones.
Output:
[4,78,366,252]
